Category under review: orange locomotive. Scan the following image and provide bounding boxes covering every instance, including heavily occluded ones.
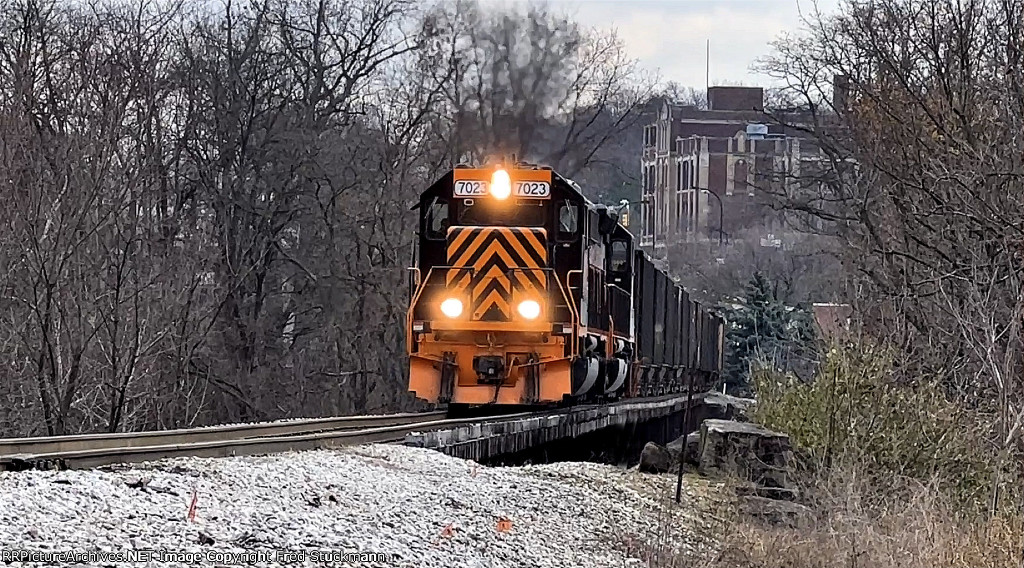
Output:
[407,162,723,408]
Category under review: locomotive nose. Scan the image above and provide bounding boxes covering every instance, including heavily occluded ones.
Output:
[444,226,549,322]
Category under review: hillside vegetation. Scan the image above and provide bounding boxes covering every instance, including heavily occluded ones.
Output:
[681,0,1024,561]
[0,0,650,436]
[705,341,1023,568]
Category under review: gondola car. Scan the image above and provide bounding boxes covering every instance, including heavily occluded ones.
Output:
[406,161,723,407]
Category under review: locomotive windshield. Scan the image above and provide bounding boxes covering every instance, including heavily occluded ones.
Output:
[610,240,629,272]
[456,199,547,227]
[424,197,449,239]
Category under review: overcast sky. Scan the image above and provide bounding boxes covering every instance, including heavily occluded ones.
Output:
[493,0,843,89]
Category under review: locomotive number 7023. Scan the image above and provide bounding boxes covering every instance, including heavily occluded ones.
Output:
[453,180,488,196]
[514,181,550,197]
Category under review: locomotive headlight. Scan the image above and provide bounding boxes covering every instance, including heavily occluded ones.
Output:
[490,169,511,200]
[440,298,463,318]
[517,299,541,320]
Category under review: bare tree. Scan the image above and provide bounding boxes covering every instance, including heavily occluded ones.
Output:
[424,0,653,177]
[0,0,653,436]
[757,0,1024,509]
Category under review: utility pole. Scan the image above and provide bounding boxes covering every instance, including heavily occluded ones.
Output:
[675,370,695,503]
[705,39,710,102]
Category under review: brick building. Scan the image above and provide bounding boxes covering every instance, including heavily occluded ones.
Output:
[638,86,824,254]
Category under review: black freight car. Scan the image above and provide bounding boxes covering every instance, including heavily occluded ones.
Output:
[631,249,723,397]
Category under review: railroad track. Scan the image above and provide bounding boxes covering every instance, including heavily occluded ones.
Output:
[0,411,530,472]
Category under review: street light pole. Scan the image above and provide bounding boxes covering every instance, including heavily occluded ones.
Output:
[698,188,724,247]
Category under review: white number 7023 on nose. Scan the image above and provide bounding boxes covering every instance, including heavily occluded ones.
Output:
[513,181,550,197]
[453,180,489,196]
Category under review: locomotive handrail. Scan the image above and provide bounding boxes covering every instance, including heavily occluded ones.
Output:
[407,267,421,307]
[408,263,578,356]
[406,266,477,353]
[554,272,579,357]
[407,266,432,354]
[504,266,579,357]
[605,282,631,296]
[566,269,584,356]
[502,267,576,319]
[566,269,584,292]
[605,283,633,344]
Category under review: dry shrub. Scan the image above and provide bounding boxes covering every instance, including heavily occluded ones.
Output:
[695,341,1024,568]
[752,341,1019,512]
[711,468,1024,568]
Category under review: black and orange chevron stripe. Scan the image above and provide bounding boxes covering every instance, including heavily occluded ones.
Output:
[446,227,548,321]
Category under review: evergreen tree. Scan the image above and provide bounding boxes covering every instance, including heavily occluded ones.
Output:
[719,272,817,396]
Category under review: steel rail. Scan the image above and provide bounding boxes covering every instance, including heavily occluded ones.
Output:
[0,394,694,472]
[0,411,448,457]
[0,413,534,471]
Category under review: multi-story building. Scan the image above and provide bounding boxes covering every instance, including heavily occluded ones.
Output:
[638,86,824,254]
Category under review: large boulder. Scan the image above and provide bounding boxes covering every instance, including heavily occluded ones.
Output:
[638,441,673,473]
[666,431,701,467]
[639,432,701,474]
[701,392,756,423]
[698,419,794,496]
[684,432,700,465]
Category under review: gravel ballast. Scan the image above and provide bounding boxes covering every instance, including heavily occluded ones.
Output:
[0,445,722,567]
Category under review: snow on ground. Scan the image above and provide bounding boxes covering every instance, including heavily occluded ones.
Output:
[0,445,724,567]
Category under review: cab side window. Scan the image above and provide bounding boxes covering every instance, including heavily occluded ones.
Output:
[587,210,601,243]
[425,198,449,240]
[557,202,578,241]
[610,240,629,272]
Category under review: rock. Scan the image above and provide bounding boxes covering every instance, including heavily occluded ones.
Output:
[698,419,793,494]
[665,432,701,467]
[684,432,700,466]
[701,393,756,422]
[738,495,811,528]
[233,531,258,546]
[197,531,215,545]
[126,478,149,489]
[734,482,799,501]
[0,445,721,567]
[664,438,682,467]
[638,441,673,473]
[665,435,683,455]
